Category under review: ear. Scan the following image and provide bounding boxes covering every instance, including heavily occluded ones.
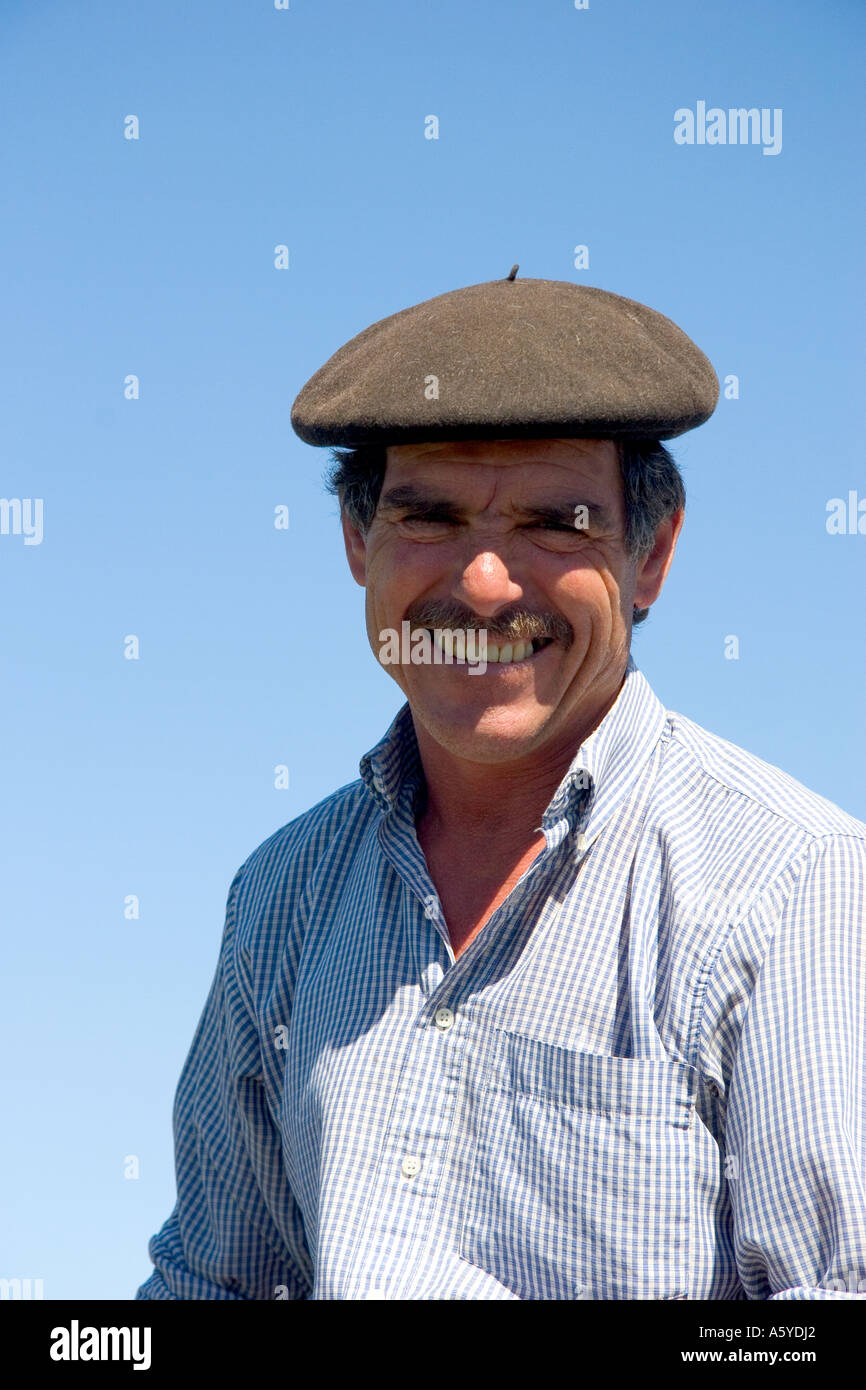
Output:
[342,512,368,587]
[633,507,684,612]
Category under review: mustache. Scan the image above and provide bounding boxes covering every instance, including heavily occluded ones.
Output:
[404,602,573,648]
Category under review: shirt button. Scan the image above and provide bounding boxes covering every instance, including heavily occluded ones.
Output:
[434,1007,454,1030]
[401,1155,421,1178]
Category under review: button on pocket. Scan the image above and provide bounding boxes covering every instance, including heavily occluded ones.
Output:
[458,1027,696,1300]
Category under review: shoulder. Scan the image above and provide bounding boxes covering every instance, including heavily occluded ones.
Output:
[229,777,377,940]
[660,706,866,844]
[643,705,866,928]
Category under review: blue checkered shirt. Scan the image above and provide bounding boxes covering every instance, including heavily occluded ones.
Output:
[137,654,866,1300]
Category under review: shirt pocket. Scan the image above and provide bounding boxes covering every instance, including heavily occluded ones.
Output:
[458,1027,696,1300]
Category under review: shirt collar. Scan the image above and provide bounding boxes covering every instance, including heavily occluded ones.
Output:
[359,653,668,847]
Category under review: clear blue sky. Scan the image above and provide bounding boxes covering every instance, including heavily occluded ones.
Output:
[1,0,863,1300]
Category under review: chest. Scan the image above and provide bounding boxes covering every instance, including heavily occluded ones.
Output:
[417,826,548,959]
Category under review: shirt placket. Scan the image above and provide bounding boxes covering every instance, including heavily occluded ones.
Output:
[342,801,582,1298]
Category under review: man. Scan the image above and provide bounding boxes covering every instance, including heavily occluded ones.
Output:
[137,271,866,1300]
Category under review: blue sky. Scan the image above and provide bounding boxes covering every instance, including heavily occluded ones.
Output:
[1,0,863,1299]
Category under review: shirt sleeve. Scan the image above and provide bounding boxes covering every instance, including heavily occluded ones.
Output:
[135,864,312,1300]
[723,833,866,1300]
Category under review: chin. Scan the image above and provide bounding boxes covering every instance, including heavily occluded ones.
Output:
[413,695,554,760]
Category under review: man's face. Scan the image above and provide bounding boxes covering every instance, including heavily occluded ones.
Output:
[342,437,681,764]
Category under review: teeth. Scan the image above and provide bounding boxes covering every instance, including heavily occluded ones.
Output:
[485,638,542,664]
[428,632,542,664]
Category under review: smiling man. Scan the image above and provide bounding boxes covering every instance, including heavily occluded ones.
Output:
[137,272,866,1302]
[344,434,680,960]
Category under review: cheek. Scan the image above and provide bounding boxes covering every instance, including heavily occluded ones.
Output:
[554,552,614,602]
[365,542,441,615]
[553,553,628,628]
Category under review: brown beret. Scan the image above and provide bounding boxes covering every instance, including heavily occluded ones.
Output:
[290,268,718,447]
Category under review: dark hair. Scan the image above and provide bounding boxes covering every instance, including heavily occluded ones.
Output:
[323,439,684,626]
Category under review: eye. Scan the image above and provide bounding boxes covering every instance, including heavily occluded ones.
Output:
[400,514,456,528]
[527,521,586,537]
[522,520,590,551]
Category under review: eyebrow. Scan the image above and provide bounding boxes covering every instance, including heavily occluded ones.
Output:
[377,484,615,529]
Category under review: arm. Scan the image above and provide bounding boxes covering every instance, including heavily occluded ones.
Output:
[136,864,312,1300]
[724,834,866,1299]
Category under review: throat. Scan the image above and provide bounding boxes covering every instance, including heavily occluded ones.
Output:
[416,813,548,959]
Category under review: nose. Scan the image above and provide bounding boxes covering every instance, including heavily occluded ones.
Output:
[453,546,524,620]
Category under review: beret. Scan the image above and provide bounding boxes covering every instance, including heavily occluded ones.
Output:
[290,268,719,447]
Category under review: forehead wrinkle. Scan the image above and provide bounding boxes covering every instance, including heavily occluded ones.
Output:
[383,454,618,521]
[382,439,625,535]
[386,438,617,489]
